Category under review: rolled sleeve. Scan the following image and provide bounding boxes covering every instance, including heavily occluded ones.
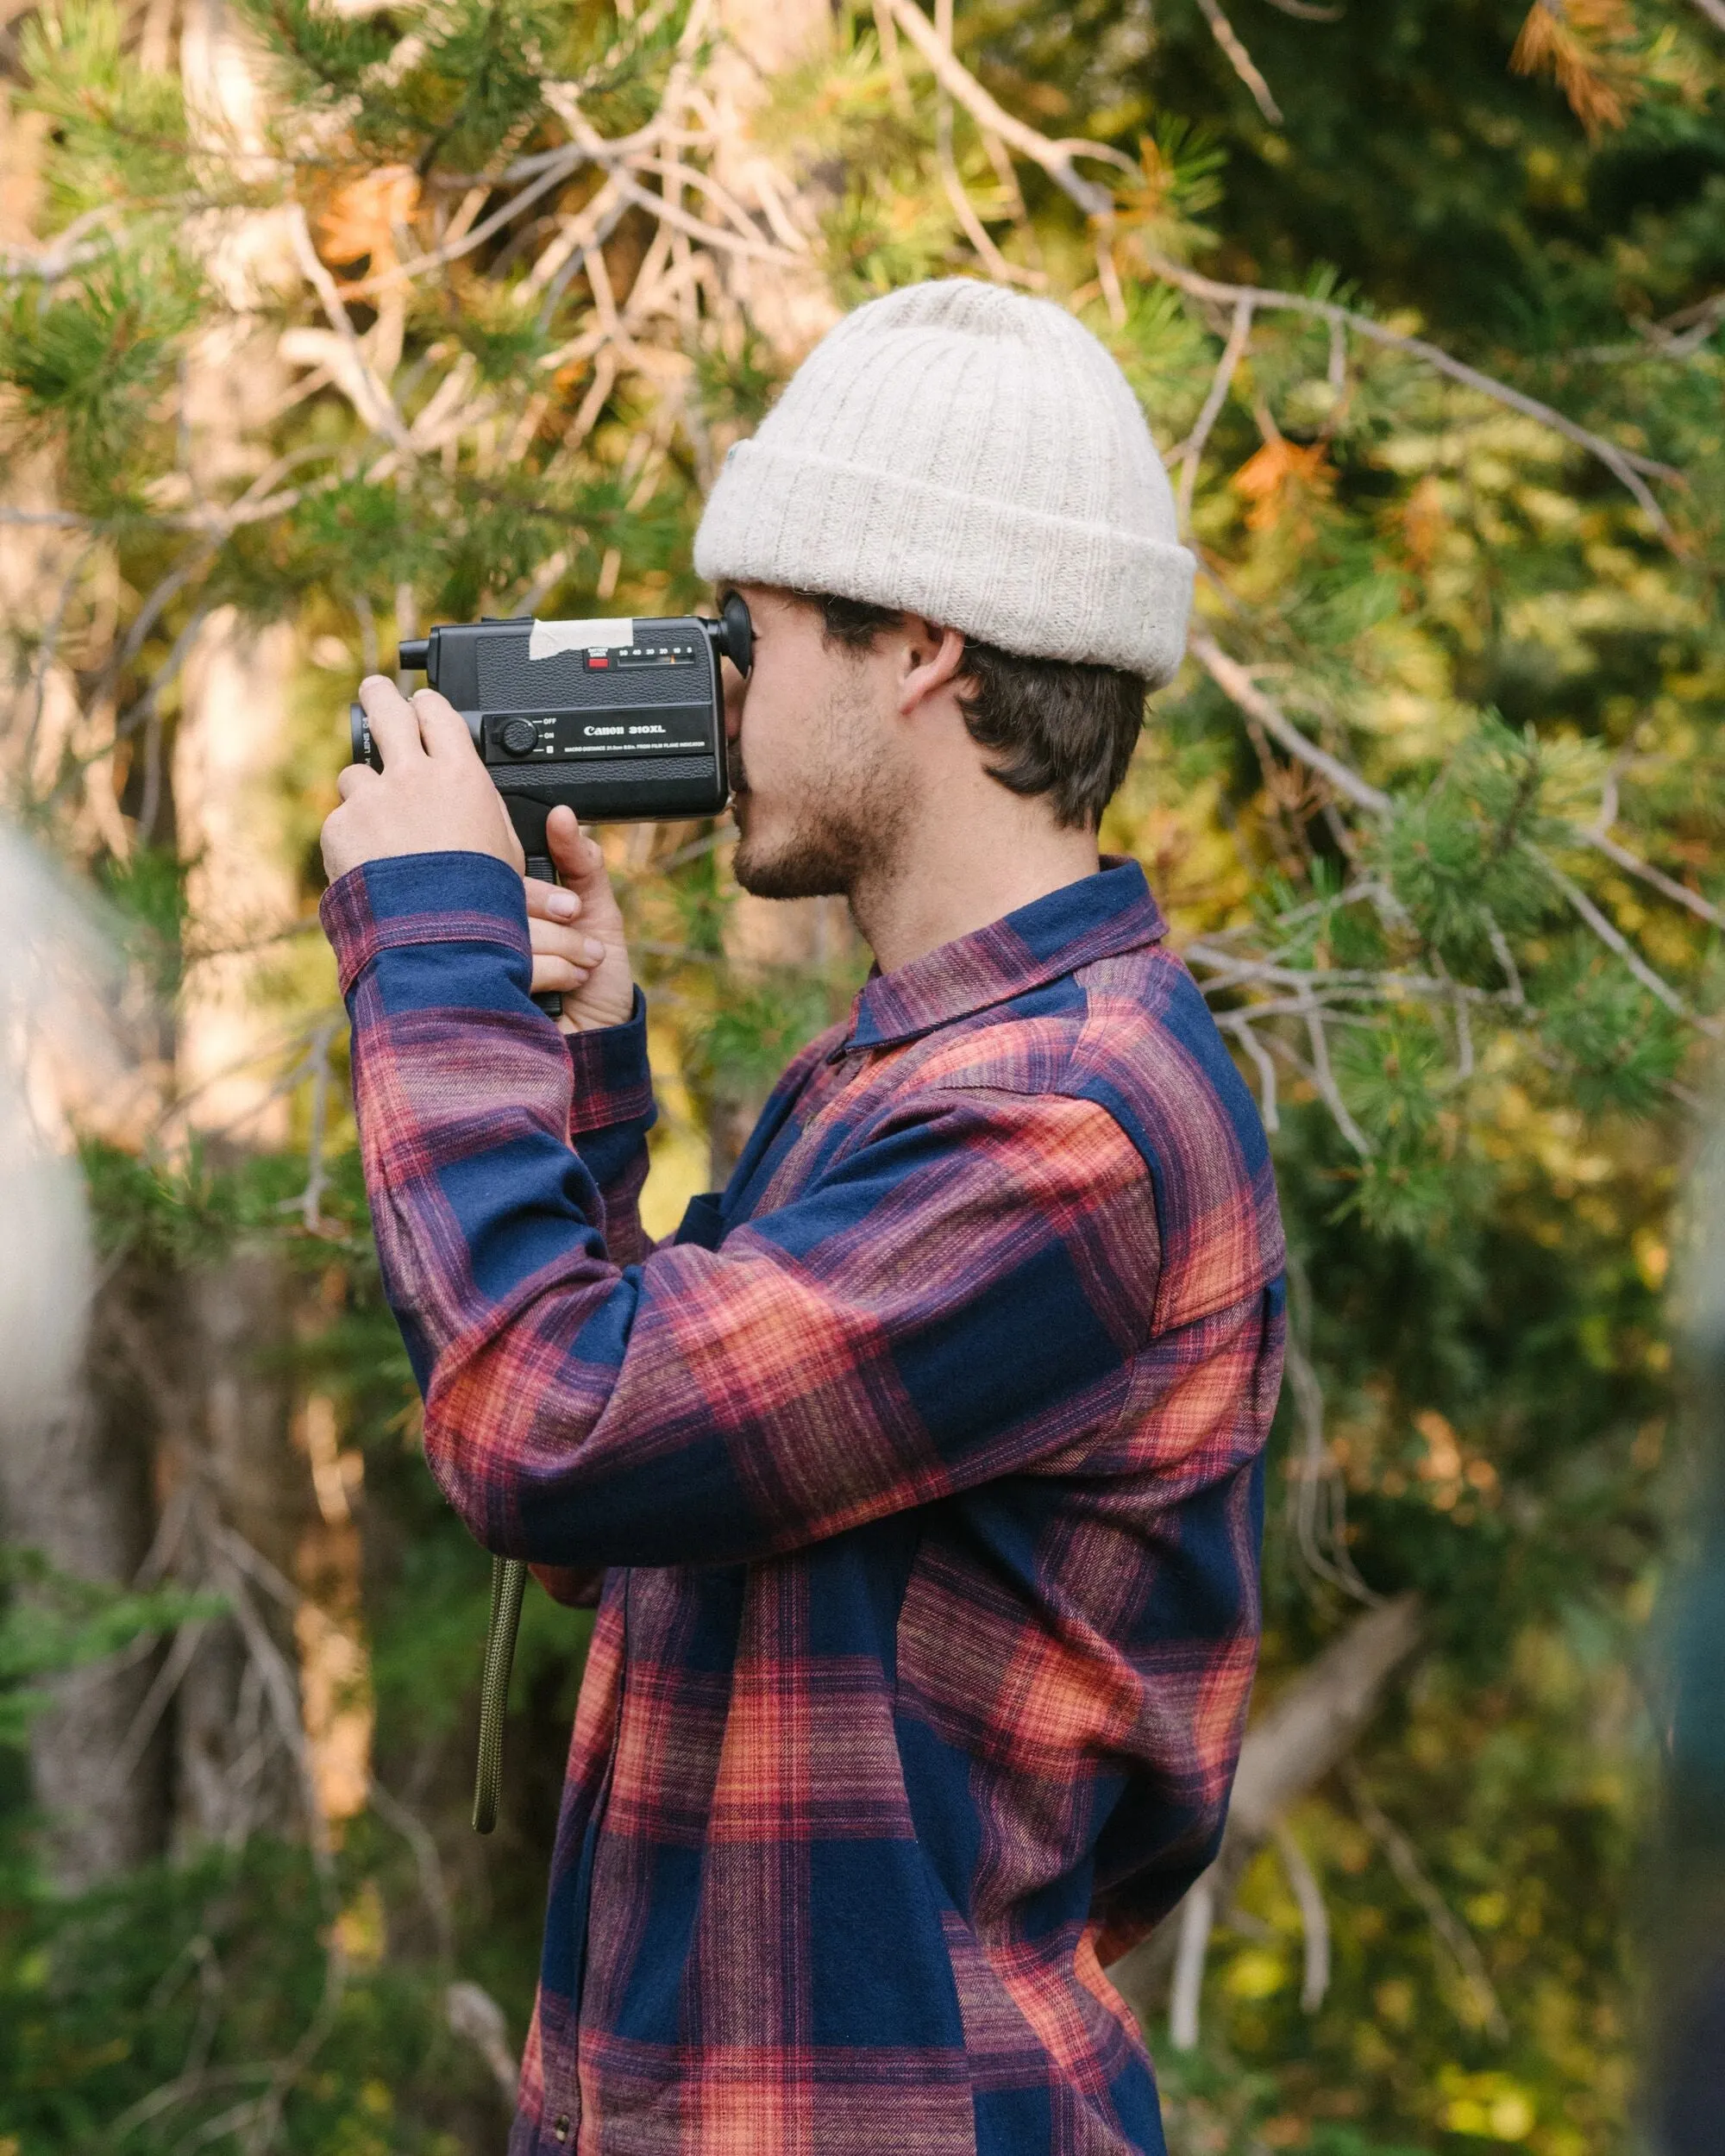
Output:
[565,990,658,1265]
[320,849,532,998]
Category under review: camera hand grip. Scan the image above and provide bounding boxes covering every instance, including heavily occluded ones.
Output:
[526,853,562,1018]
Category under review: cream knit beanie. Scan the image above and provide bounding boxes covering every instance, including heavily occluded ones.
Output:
[693,279,1194,684]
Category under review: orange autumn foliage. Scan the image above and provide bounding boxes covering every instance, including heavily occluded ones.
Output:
[317,165,421,280]
[1509,0,1640,138]
[1233,435,1337,536]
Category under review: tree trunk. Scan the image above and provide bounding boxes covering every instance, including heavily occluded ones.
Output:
[0,102,172,1886]
[0,1168,171,1888]
[158,0,337,1848]
[162,1256,313,1846]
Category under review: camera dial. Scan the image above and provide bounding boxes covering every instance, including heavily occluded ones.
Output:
[499,718,539,757]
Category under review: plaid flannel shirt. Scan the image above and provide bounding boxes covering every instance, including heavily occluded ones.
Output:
[323,850,1285,2156]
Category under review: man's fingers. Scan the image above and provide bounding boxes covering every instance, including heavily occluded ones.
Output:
[525,874,581,924]
[530,951,592,993]
[530,917,606,967]
[358,674,425,767]
[413,688,479,760]
[336,764,380,802]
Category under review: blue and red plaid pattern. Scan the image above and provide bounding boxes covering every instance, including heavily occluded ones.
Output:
[323,850,1285,2156]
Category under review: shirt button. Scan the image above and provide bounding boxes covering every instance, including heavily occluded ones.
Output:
[552,2118,571,2145]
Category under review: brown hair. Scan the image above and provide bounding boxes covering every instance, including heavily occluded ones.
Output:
[797,592,1147,831]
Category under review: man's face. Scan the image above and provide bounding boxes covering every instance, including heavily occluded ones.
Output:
[724,586,915,901]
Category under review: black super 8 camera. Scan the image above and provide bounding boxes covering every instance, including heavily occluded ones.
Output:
[348,591,753,869]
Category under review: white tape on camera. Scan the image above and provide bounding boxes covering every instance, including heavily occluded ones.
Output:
[529,617,636,661]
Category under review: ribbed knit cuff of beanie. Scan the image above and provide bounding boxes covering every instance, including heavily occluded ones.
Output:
[692,279,1196,686]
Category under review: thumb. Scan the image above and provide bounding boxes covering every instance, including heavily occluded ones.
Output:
[546,805,607,892]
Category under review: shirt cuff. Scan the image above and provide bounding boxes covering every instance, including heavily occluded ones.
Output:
[319,851,530,997]
[565,987,656,1137]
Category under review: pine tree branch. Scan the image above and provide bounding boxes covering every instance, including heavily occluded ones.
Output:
[1140,254,1681,537]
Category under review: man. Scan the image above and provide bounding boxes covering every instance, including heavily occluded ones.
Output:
[321,279,1284,2156]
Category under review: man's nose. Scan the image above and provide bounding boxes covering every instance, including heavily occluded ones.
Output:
[721,662,746,741]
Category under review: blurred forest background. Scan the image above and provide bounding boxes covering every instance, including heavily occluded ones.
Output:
[1,0,1723,2148]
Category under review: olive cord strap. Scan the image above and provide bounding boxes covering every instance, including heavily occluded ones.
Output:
[473,1556,528,1834]
[472,851,562,1831]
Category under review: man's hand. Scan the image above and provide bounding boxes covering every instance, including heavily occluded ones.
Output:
[525,805,637,1033]
[322,675,524,881]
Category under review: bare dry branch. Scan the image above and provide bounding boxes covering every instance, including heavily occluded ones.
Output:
[1189,632,1394,817]
[937,116,1033,285]
[447,1981,521,2107]
[1229,1596,1427,1843]
[1195,0,1283,122]
[1167,1868,1215,2050]
[875,0,914,111]
[876,0,1132,218]
[1222,1013,1280,1132]
[1142,253,1680,536]
[1580,824,1725,930]
[1572,289,1725,362]
[109,2064,276,2141]
[1284,1259,1380,1604]
[1107,1596,1426,2019]
[1301,992,1373,1156]
[1344,1764,1509,2041]
[369,1777,456,1963]
[1486,917,1526,1006]
[1170,297,1254,530]
[285,208,413,453]
[295,1021,337,1233]
[1527,844,1719,1034]
[0,204,130,283]
[100,1616,210,1797]
[605,168,800,263]
[1271,1819,1332,2012]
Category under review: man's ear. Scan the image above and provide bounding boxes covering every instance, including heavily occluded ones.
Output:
[896,618,969,719]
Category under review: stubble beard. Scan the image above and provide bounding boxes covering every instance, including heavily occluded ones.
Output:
[731,683,913,905]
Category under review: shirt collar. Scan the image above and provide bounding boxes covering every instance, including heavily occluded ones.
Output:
[838,857,1168,1056]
